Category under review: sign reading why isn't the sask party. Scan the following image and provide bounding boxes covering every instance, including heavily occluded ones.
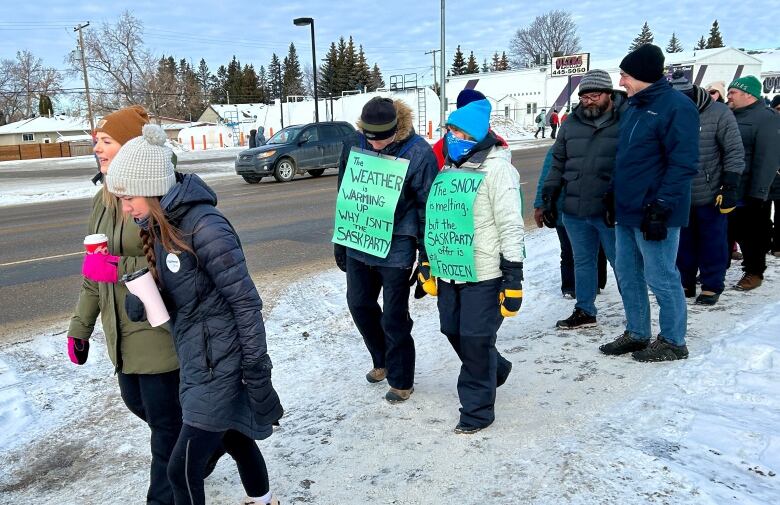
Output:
[332,148,410,258]
[424,170,485,282]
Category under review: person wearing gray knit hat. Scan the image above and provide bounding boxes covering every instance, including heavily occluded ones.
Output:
[107,124,176,197]
[578,69,614,95]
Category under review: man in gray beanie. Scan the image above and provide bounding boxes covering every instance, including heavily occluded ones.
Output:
[599,44,699,362]
[542,69,627,330]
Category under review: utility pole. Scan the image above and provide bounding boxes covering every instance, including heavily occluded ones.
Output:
[425,49,440,94]
[439,0,446,132]
[74,22,94,132]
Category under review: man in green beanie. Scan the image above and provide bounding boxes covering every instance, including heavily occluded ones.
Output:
[726,75,780,290]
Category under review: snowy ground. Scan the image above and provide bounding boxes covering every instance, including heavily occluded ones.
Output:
[1,228,778,504]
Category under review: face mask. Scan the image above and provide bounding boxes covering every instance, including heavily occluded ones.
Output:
[444,131,477,163]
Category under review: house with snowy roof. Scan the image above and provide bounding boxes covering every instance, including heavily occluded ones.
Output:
[0,115,91,146]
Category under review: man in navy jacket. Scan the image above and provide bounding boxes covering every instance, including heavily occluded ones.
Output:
[598,44,699,362]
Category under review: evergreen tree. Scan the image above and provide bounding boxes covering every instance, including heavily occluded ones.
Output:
[344,36,358,91]
[451,45,467,75]
[706,20,724,48]
[213,65,228,103]
[629,22,654,51]
[241,64,261,102]
[269,53,282,100]
[257,65,271,104]
[666,33,683,53]
[491,52,501,71]
[195,59,211,101]
[333,37,349,94]
[368,63,384,91]
[354,45,371,91]
[318,42,338,97]
[282,43,304,96]
[481,58,490,73]
[499,52,511,71]
[38,94,53,116]
[225,56,243,104]
[695,36,707,50]
[178,58,203,120]
[465,51,479,74]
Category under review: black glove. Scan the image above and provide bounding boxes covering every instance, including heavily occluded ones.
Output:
[243,354,284,426]
[125,293,146,322]
[641,201,671,241]
[334,244,347,272]
[540,186,560,228]
[717,171,740,214]
[499,257,524,317]
[603,192,616,227]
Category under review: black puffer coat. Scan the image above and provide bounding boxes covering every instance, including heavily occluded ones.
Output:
[686,86,745,206]
[544,93,626,217]
[733,100,780,201]
[153,173,280,439]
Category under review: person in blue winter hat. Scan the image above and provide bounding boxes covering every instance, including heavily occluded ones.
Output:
[422,98,526,434]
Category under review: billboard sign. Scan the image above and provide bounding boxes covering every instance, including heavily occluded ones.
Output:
[550,53,590,77]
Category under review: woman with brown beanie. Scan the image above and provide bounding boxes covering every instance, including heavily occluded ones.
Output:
[106,124,283,505]
[67,106,182,504]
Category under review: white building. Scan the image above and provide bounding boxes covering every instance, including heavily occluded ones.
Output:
[0,115,91,146]
[194,87,441,149]
[445,47,765,127]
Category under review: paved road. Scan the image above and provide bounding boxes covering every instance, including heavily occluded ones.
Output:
[0,145,550,332]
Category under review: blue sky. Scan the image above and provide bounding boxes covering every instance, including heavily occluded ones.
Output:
[1,0,777,89]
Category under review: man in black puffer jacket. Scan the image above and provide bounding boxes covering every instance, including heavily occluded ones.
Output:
[542,69,626,330]
[727,76,780,291]
[670,73,745,305]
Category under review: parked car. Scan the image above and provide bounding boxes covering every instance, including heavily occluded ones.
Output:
[234,121,358,183]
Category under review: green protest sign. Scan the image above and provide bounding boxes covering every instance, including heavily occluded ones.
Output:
[424,169,485,282]
[332,148,410,258]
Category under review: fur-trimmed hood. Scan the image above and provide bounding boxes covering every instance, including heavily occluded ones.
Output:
[357,98,415,142]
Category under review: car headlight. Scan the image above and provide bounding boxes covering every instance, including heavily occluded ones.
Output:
[257,150,276,159]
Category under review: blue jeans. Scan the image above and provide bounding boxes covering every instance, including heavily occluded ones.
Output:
[615,225,687,346]
[561,213,616,316]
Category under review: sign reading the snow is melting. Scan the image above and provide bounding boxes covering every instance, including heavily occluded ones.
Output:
[332,148,409,258]
[424,170,485,282]
[550,53,590,77]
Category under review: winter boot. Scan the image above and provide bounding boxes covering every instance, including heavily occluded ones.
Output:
[556,308,597,329]
[454,421,491,435]
[599,331,649,355]
[695,291,720,305]
[385,387,413,403]
[241,495,280,505]
[683,286,696,298]
[365,367,387,383]
[631,336,689,362]
[735,273,762,291]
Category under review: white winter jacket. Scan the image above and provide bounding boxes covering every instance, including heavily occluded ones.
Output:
[443,145,526,281]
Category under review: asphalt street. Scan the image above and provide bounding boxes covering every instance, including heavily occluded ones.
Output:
[0,144,549,334]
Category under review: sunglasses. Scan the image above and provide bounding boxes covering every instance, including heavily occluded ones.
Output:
[708,90,720,95]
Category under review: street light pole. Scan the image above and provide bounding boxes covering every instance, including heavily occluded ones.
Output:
[294,17,319,123]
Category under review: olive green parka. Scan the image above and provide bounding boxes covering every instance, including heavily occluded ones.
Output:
[68,188,178,374]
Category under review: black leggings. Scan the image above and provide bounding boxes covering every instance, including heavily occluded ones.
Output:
[167,425,269,505]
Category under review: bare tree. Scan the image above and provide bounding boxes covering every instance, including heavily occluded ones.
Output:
[301,63,314,97]
[67,11,157,115]
[508,10,581,68]
[0,50,62,122]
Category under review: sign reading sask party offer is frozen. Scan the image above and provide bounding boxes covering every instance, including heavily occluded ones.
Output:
[332,148,410,258]
[424,170,485,282]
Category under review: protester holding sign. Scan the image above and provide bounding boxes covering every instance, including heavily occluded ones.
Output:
[333,97,438,404]
[427,98,525,434]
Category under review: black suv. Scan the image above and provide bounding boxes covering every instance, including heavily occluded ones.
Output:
[234,121,358,183]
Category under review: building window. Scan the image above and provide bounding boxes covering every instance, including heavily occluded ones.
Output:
[526,103,538,114]
[504,106,510,117]
[23,133,34,142]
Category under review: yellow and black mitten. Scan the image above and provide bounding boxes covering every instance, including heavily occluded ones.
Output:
[417,261,438,297]
[499,257,523,317]
[716,171,740,214]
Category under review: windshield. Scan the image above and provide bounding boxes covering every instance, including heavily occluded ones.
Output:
[266,126,304,145]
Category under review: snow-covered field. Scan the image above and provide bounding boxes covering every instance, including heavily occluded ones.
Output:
[1,228,778,504]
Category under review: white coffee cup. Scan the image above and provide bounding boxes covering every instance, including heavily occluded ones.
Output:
[124,269,170,327]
